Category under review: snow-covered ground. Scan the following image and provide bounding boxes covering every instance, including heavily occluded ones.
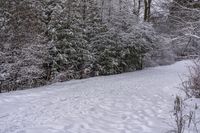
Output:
[0,60,195,133]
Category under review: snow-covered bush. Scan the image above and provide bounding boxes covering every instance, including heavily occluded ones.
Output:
[182,60,200,98]
[171,95,200,133]
[91,23,159,75]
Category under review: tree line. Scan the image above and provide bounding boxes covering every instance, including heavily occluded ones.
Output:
[0,0,199,92]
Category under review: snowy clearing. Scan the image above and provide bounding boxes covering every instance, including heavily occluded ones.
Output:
[0,60,194,133]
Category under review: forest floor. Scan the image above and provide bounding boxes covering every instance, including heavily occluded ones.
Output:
[0,60,198,133]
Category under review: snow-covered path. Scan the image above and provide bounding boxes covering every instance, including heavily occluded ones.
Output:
[0,61,191,133]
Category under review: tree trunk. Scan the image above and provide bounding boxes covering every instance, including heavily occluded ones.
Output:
[147,0,152,22]
[119,0,122,12]
[144,0,148,21]
[101,0,105,21]
[144,0,152,22]
[67,0,72,26]
[137,0,141,17]
[108,0,112,22]
[82,0,86,21]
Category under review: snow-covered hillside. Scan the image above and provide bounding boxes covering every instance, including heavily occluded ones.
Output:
[0,60,193,133]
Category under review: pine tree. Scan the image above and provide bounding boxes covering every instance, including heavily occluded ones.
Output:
[48,0,93,81]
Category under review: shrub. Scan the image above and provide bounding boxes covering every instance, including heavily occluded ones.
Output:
[182,59,200,98]
[171,96,199,133]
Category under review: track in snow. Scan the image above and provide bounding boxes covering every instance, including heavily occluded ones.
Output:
[0,60,192,133]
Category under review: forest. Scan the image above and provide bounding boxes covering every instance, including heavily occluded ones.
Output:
[0,0,199,91]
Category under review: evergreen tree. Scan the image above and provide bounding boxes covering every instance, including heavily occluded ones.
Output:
[48,0,93,81]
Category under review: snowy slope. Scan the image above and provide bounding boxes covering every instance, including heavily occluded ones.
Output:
[0,60,193,133]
